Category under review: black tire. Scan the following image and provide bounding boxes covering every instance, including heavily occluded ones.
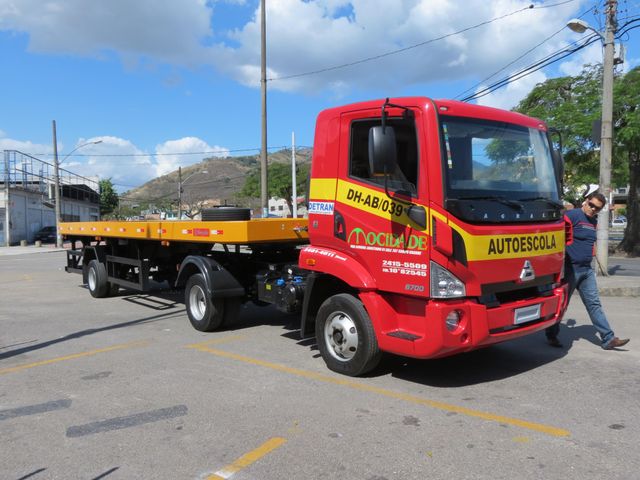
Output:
[201,207,251,221]
[87,259,110,298]
[185,274,225,332]
[315,293,381,376]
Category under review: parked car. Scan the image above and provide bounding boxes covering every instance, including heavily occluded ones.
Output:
[612,217,627,228]
[34,226,57,243]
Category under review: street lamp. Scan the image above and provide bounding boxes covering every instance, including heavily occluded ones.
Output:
[52,126,103,248]
[178,166,208,219]
[567,7,617,275]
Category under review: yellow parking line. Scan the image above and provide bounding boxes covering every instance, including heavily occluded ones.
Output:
[0,340,149,375]
[189,345,570,438]
[206,437,287,480]
[186,335,247,349]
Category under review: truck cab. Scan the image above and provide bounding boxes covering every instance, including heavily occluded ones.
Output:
[302,97,568,375]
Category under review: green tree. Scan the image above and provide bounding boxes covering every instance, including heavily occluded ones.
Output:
[516,64,640,255]
[239,162,310,215]
[515,65,608,203]
[99,178,119,217]
[614,66,640,255]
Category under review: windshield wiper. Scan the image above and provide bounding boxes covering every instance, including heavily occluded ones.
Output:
[455,195,524,211]
[519,197,564,209]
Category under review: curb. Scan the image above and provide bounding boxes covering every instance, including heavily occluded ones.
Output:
[599,286,640,297]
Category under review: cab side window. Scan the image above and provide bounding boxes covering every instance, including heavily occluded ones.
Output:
[349,118,418,195]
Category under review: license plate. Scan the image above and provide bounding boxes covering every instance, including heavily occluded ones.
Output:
[514,304,541,325]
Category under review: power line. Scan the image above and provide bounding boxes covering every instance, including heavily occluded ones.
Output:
[460,14,640,103]
[268,1,580,82]
[30,145,292,159]
[454,26,567,100]
[460,33,600,102]
[455,2,599,100]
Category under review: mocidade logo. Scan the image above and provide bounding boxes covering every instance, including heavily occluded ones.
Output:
[348,228,427,251]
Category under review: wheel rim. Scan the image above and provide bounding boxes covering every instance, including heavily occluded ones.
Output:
[324,311,358,361]
[188,284,207,321]
[88,267,97,291]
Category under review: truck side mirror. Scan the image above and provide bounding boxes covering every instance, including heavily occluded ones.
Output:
[368,125,397,176]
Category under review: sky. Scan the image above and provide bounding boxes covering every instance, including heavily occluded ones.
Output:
[1,0,639,193]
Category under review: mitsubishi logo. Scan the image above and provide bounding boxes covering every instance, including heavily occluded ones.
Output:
[519,260,536,282]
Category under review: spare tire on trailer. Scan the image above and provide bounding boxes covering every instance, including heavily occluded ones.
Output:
[201,207,251,221]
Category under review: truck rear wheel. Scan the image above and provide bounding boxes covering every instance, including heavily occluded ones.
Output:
[185,273,225,332]
[87,260,110,298]
[315,293,381,376]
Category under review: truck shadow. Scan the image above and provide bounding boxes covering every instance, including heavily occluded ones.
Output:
[382,321,610,386]
[383,339,566,387]
[384,322,606,387]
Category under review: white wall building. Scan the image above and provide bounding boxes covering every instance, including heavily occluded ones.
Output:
[2,150,99,245]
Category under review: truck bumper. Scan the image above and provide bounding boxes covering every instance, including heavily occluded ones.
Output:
[361,282,569,359]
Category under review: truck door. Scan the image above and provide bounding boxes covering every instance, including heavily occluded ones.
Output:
[335,108,430,296]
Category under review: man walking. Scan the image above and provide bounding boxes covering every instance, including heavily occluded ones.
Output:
[546,192,630,350]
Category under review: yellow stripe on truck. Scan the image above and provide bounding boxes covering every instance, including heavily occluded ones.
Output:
[309,178,425,230]
[457,229,564,261]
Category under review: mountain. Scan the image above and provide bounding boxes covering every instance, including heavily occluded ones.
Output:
[122,148,312,208]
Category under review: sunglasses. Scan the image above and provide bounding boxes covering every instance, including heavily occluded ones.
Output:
[587,201,603,211]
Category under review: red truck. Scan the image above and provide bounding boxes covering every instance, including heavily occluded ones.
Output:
[61,97,569,376]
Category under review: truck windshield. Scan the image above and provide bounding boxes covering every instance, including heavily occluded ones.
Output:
[440,115,561,223]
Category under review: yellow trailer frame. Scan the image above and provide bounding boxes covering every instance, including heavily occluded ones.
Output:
[60,218,309,245]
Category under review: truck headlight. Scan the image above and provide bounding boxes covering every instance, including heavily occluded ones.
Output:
[430,261,466,298]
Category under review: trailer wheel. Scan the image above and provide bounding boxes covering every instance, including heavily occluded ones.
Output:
[87,260,110,298]
[185,273,225,332]
[315,293,381,376]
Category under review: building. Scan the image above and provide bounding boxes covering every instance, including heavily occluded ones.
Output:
[267,196,307,218]
[1,150,100,245]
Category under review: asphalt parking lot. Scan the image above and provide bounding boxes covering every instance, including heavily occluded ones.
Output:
[1,251,639,480]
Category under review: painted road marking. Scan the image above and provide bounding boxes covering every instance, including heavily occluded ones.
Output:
[0,341,149,375]
[188,341,570,438]
[186,335,246,349]
[206,437,287,480]
[0,399,72,421]
[66,405,188,438]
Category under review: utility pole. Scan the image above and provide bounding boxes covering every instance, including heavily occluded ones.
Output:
[596,0,617,276]
[52,120,62,248]
[260,0,268,217]
[291,131,297,218]
[4,150,10,246]
[178,166,183,220]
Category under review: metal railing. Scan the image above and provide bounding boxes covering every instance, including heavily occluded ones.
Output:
[2,150,99,202]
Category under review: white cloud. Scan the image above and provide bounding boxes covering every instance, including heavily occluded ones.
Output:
[0,0,590,97]
[216,0,586,95]
[0,0,213,65]
[154,137,229,177]
[0,136,51,155]
[0,132,230,191]
[476,70,548,111]
[559,42,603,76]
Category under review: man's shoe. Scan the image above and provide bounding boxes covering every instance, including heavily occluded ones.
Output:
[604,337,630,350]
[547,337,563,348]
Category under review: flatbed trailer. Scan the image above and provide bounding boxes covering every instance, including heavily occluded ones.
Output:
[62,214,311,331]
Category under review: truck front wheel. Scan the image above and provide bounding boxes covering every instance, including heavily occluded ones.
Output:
[185,273,225,332]
[315,293,381,376]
